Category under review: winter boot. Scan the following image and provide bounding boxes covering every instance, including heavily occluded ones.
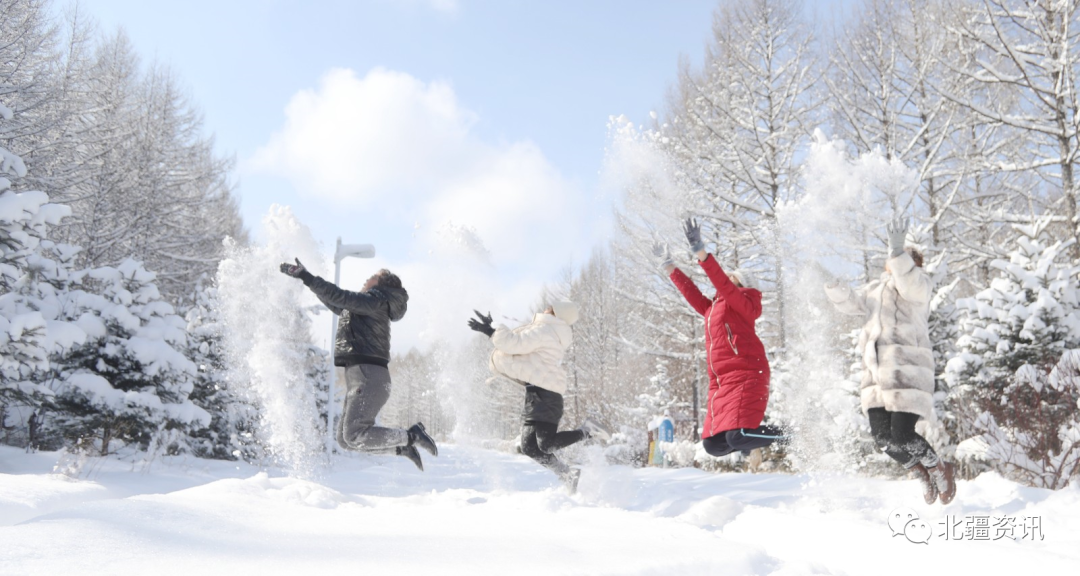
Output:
[928,461,956,505]
[564,468,582,495]
[396,445,424,471]
[580,417,612,442]
[408,422,438,457]
[912,463,939,505]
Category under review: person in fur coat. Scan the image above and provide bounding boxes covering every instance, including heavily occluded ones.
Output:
[654,218,785,460]
[824,217,956,505]
[467,303,610,492]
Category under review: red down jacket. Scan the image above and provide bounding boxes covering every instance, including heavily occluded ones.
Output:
[670,254,770,438]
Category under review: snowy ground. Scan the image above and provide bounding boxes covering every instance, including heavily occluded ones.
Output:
[1,445,1077,575]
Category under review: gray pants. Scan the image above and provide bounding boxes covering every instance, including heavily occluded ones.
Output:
[337,364,409,453]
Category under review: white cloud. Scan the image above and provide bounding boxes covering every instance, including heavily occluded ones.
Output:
[251,68,475,204]
[251,67,596,351]
[251,67,587,268]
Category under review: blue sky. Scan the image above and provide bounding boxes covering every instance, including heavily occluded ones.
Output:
[76,0,853,350]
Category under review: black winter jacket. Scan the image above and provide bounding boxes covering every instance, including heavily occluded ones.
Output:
[521,384,564,425]
[303,275,409,367]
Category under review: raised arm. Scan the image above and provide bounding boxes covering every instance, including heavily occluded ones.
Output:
[312,290,344,315]
[824,281,869,316]
[304,275,386,316]
[883,216,932,303]
[669,268,712,316]
[700,254,761,321]
[887,252,933,304]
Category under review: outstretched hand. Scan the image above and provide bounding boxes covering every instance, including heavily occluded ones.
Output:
[886,217,910,258]
[279,258,311,281]
[652,242,675,271]
[682,217,704,254]
[468,310,495,337]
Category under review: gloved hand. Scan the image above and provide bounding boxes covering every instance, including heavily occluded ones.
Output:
[652,242,674,271]
[683,217,704,253]
[886,217,909,258]
[468,310,495,337]
[279,258,313,283]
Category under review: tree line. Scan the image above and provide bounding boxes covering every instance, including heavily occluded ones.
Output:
[1,0,250,462]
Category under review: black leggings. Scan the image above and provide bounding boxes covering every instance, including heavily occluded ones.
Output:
[702,424,786,457]
[520,421,585,479]
[867,408,938,468]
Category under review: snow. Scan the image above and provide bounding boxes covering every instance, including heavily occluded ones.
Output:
[217,205,328,476]
[1,444,1077,575]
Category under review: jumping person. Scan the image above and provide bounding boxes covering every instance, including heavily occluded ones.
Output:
[279,259,438,470]
[654,218,783,460]
[823,217,956,505]
[468,304,611,492]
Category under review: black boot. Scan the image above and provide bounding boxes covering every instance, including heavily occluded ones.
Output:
[396,445,424,471]
[408,422,438,457]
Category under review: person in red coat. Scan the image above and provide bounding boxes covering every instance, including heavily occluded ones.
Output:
[654,218,785,457]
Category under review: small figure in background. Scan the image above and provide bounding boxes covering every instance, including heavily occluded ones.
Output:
[647,411,675,467]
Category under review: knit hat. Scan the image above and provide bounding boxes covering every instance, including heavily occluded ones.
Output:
[551,301,580,325]
[729,269,757,289]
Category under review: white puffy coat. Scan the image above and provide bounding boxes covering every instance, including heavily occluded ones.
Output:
[489,313,572,394]
[824,252,936,421]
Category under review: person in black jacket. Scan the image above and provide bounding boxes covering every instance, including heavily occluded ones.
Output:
[280,258,437,471]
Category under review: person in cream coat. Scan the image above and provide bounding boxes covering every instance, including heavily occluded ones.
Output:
[468,302,610,492]
[824,217,956,505]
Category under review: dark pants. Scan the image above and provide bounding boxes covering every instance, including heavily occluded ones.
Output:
[867,408,938,468]
[520,421,585,479]
[702,424,786,457]
[337,364,409,453]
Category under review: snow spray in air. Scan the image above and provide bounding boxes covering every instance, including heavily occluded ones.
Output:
[217,205,328,478]
[400,221,502,442]
[772,130,919,474]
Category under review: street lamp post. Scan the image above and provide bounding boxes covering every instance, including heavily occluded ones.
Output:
[327,237,376,454]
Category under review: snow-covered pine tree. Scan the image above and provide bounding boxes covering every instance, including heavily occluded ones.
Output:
[45,259,209,456]
[183,281,260,461]
[945,221,1080,488]
[306,338,332,448]
[924,255,963,458]
[0,98,87,448]
[634,359,683,430]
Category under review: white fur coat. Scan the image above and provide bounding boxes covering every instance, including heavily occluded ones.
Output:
[825,252,936,421]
